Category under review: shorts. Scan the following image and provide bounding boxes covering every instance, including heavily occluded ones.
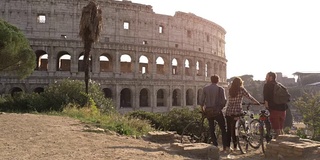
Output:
[269,110,286,130]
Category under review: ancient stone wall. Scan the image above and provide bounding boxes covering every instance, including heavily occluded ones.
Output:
[265,135,320,159]
[0,0,227,113]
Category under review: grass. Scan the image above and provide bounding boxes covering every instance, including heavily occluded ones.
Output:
[48,103,155,137]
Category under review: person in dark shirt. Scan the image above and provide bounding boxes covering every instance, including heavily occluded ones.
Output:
[263,71,287,138]
[200,75,228,152]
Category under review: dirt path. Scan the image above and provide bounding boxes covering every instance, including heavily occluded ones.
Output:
[0,113,305,160]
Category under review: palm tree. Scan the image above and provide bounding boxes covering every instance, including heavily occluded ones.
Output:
[79,0,102,94]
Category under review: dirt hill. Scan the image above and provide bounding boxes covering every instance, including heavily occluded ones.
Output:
[0,113,317,160]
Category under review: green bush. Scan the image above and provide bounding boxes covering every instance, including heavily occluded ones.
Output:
[127,107,202,135]
[0,92,44,112]
[296,128,308,139]
[283,127,291,134]
[62,104,154,137]
[0,79,115,113]
[43,79,115,112]
[162,108,202,134]
[126,110,163,130]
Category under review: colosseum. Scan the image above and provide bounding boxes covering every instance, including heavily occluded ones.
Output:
[0,0,227,113]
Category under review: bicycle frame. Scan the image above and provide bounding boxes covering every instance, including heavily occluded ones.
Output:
[235,103,264,154]
[235,107,254,137]
[257,109,272,154]
[234,106,256,154]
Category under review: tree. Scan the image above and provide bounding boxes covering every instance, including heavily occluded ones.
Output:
[293,92,320,140]
[0,19,35,78]
[79,1,102,94]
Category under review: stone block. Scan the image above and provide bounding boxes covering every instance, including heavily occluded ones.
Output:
[147,131,175,143]
[170,143,193,151]
[183,143,219,160]
[276,134,300,142]
[266,143,279,149]
[294,145,305,152]
[279,141,295,150]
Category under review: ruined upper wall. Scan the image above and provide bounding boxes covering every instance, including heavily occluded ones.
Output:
[0,0,226,58]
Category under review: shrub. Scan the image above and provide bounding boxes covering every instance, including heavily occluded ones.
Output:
[62,104,154,137]
[126,110,163,130]
[162,108,202,134]
[0,92,45,112]
[41,79,114,112]
[296,128,308,139]
[0,79,115,113]
[127,107,202,135]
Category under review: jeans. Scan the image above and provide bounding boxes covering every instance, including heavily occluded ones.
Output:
[225,115,237,148]
[207,113,227,148]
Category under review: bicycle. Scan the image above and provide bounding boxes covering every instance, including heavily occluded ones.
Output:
[234,103,261,154]
[249,105,274,154]
[180,111,220,144]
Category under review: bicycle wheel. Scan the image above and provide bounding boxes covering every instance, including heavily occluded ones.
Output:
[260,122,267,154]
[248,119,262,149]
[236,121,248,154]
[180,121,209,143]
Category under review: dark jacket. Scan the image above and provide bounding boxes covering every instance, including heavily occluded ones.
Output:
[263,81,287,111]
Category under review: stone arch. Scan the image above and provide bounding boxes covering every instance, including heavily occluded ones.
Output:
[10,87,23,96]
[57,51,71,71]
[139,88,149,107]
[205,61,212,77]
[214,62,218,74]
[186,88,194,106]
[35,50,48,71]
[33,87,44,94]
[219,63,223,78]
[139,55,149,74]
[172,58,179,75]
[196,60,204,76]
[100,53,113,72]
[172,89,181,106]
[120,88,132,108]
[156,56,165,75]
[103,88,112,98]
[157,89,167,107]
[220,63,227,82]
[197,88,203,105]
[120,54,132,73]
[78,53,92,72]
[196,61,200,76]
[184,59,191,76]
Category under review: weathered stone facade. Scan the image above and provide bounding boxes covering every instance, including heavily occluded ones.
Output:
[0,0,227,113]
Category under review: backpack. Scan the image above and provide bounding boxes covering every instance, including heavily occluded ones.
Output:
[273,82,290,104]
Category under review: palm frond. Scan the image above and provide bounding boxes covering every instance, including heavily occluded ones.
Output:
[79,0,102,43]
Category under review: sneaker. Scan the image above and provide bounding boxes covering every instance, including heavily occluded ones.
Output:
[231,146,240,151]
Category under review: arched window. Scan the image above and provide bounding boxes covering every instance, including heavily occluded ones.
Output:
[120,54,132,73]
[100,54,113,72]
[172,58,178,75]
[120,88,132,108]
[139,55,149,74]
[156,56,165,75]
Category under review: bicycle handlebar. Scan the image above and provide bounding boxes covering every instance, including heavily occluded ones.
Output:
[242,102,265,111]
[241,102,265,105]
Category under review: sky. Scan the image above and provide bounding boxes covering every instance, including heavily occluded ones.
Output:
[132,0,320,80]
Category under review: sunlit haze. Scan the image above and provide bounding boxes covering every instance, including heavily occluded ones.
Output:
[132,0,320,81]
